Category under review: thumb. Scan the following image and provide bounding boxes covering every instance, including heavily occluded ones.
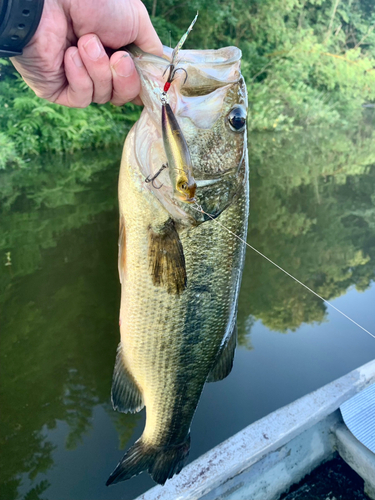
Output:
[133,2,163,55]
[71,0,163,57]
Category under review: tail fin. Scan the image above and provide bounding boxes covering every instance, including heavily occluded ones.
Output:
[106,435,190,486]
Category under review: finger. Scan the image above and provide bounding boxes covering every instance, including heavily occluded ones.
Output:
[133,1,163,56]
[54,47,93,107]
[72,0,164,58]
[110,51,141,106]
[131,96,143,106]
[78,34,113,104]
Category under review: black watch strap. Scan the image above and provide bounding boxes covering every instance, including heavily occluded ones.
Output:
[0,0,45,57]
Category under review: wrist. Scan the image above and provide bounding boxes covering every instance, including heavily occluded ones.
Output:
[0,0,45,57]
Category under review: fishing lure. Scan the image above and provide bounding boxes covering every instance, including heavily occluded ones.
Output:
[158,13,198,204]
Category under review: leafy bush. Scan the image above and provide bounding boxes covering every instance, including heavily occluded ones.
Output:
[147,0,375,130]
[0,60,140,167]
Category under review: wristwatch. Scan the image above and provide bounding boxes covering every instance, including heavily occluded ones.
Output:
[0,0,44,57]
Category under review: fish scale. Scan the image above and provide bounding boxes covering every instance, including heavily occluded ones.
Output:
[120,146,248,448]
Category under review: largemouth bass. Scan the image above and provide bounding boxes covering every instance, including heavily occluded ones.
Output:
[106,44,249,486]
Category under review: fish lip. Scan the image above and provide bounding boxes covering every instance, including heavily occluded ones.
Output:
[126,44,243,71]
[124,44,169,64]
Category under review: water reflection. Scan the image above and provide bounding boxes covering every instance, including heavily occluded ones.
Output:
[0,149,141,500]
[1,122,375,499]
[238,121,375,341]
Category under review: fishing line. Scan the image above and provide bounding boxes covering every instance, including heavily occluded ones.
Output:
[192,203,375,340]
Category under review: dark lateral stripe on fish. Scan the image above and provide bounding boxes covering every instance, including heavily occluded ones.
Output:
[106,435,190,486]
[148,218,187,295]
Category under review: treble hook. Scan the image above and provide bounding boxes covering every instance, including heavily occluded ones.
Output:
[171,67,188,85]
[145,164,167,189]
[162,64,188,89]
[163,64,174,79]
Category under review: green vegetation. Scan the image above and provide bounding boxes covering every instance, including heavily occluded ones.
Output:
[150,0,375,131]
[0,59,140,169]
[1,0,375,167]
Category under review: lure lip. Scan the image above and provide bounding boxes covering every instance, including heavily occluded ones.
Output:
[187,183,197,203]
[180,197,196,204]
[175,184,197,204]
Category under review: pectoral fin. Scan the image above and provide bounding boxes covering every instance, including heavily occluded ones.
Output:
[111,343,144,413]
[148,218,187,295]
[207,322,237,383]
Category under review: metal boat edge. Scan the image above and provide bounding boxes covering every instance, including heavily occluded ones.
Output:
[136,359,375,500]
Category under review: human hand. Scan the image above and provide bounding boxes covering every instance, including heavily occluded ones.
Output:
[10,0,163,107]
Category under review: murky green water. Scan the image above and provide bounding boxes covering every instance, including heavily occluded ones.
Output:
[1,123,375,500]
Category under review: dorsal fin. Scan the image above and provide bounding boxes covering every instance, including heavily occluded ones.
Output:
[148,218,187,295]
[207,322,237,383]
[118,216,126,284]
[111,343,144,413]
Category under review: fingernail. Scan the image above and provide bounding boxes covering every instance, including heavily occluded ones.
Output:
[112,54,133,77]
[71,48,83,67]
[84,35,103,61]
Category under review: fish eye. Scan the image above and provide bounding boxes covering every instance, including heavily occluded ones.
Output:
[228,106,247,132]
[178,182,188,192]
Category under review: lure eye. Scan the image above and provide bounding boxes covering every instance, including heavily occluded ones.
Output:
[178,182,188,193]
[176,180,196,203]
[228,106,247,132]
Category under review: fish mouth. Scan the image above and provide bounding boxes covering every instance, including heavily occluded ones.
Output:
[127,44,243,118]
[130,43,246,223]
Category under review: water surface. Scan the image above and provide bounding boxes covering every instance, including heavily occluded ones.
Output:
[1,125,375,500]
